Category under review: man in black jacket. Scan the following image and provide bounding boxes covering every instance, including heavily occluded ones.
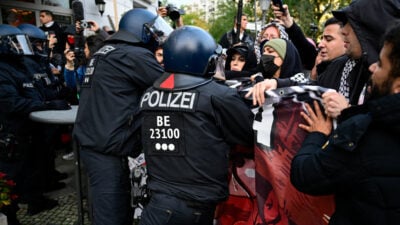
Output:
[139,26,254,225]
[39,10,65,56]
[73,9,172,225]
[219,14,254,49]
[291,23,400,225]
[322,0,400,118]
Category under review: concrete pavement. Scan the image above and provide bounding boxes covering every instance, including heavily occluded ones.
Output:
[16,151,90,225]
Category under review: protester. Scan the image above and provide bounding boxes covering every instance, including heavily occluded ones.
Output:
[291,23,400,225]
[224,43,258,79]
[272,4,318,70]
[219,14,254,49]
[73,9,172,225]
[311,17,346,81]
[254,21,289,62]
[247,38,307,104]
[322,0,400,118]
[139,26,254,225]
[247,0,400,108]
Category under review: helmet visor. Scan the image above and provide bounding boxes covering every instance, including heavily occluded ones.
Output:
[144,16,173,44]
[5,34,34,55]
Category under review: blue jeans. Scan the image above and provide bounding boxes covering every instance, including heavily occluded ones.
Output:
[139,192,216,225]
[80,148,132,225]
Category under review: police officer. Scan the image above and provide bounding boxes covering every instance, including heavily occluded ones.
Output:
[18,23,64,101]
[73,9,172,225]
[18,23,69,191]
[139,26,254,225]
[0,25,70,221]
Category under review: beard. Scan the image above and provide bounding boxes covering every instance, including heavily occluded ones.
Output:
[368,79,392,100]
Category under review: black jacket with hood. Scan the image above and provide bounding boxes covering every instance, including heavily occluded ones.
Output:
[291,93,400,225]
[319,0,400,105]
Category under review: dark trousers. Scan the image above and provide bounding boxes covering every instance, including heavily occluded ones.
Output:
[80,148,132,225]
[139,192,216,225]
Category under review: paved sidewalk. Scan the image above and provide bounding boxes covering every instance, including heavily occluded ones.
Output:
[16,151,91,225]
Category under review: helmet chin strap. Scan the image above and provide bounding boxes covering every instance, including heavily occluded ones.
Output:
[144,23,166,45]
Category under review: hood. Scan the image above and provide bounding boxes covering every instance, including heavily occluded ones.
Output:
[225,44,257,71]
[280,40,303,78]
[333,0,400,65]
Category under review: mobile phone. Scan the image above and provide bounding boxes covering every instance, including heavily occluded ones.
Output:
[272,0,285,12]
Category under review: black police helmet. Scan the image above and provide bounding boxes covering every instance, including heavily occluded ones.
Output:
[163,26,221,77]
[0,24,33,56]
[18,23,47,41]
[18,23,49,57]
[111,8,173,44]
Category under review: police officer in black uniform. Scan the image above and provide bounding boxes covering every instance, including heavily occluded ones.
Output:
[73,8,173,225]
[139,26,255,225]
[18,23,65,102]
[18,23,69,191]
[0,24,70,222]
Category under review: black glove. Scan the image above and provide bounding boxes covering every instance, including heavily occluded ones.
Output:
[45,100,71,110]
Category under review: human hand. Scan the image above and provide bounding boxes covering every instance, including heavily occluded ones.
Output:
[299,101,332,136]
[322,91,350,118]
[310,51,323,80]
[87,20,100,32]
[245,79,278,106]
[157,7,168,17]
[45,100,71,110]
[272,4,293,28]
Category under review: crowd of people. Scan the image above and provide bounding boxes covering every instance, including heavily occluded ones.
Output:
[1,0,400,224]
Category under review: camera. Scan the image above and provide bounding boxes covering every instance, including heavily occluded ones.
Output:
[80,20,92,29]
[166,4,185,21]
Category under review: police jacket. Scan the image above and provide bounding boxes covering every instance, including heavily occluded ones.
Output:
[291,93,400,225]
[0,59,46,136]
[73,42,164,156]
[22,56,61,101]
[140,73,254,204]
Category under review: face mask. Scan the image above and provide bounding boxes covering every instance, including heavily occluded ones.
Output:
[261,54,279,78]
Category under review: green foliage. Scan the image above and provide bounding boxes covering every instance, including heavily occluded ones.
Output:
[205,0,352,42]
[283,0,351,40]
[182,13,209,30]
[208,1,237,42]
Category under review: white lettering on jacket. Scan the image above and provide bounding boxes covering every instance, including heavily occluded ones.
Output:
[140,90,197,110]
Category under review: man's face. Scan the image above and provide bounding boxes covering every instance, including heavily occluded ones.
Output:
[318,24,345,62]
[236,16,247,31]
[39,12,52,24]
[342,23,362,59]
[368,43,393,98]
